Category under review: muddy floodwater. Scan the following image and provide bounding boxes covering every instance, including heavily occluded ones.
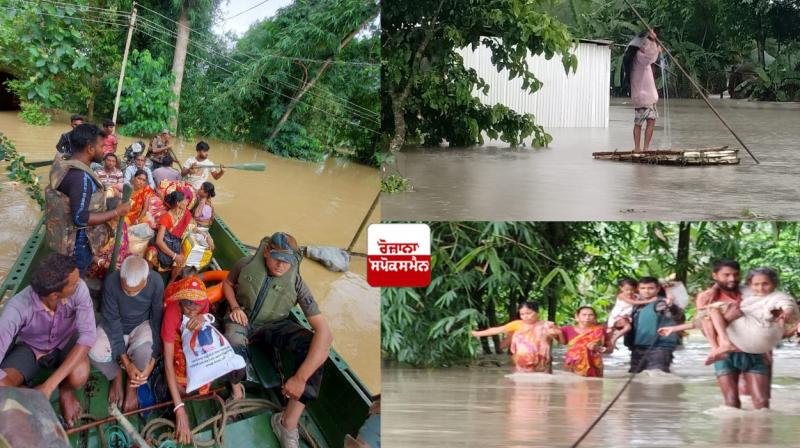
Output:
[383,99,800,221]
[0,112,381,392]
[383,333,800,447]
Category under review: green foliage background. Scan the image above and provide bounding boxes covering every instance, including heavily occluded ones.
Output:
[382,0,578,152]
[109,49,175,136]
[382,221,800,367]
[555,0,800,100]
[382,0,800,152]
[0,132,44,208]
[0,0,380,165]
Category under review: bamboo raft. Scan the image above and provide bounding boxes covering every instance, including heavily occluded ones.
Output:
[592,146,739,166]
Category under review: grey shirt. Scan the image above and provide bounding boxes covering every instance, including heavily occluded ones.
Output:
[101,270,164,361]
[152,166,181,185]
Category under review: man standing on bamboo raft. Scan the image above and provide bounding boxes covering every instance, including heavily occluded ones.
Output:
[626,29,661,152]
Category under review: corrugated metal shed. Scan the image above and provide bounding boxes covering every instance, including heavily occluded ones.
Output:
[458,40,611,128]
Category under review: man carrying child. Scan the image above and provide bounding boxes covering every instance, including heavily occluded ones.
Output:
[626,277,684,373]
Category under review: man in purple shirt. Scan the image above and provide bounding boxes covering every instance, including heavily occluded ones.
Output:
[0,253,97,428]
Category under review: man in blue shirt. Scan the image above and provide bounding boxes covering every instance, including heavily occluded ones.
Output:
[123,154,156,189]
[626,276,685,373]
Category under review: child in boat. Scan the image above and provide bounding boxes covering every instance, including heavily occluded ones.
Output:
[606,277,659,349]
[471,302,561,373]
[659,267,797,363]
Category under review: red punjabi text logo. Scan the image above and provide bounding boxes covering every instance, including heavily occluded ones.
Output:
[367,224,431,287]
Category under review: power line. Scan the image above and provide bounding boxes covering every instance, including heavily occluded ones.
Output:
[135,14,379,123]
[135,21,380,136]
[6,0,378,122]
[8,0,131,17]
[218,0,270,23]
[138,23,381,136]
[1,5,129,27]
[136,15,379,123]
[3,0,380,134]
[135,2,379,67]
[136,15,378,123]
[136,19,378,128]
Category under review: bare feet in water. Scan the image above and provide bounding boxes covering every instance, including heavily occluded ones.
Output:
[59,387,82,428]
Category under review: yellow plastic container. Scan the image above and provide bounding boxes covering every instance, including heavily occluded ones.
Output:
[182,232,213,269]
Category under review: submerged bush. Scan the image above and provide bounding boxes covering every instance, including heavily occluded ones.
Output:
[380,174,412,193]
[18,102,50,126]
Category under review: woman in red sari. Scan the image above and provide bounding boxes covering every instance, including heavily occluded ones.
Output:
[162,275,210,445]
[162,274,245,445]
[146,190,192,280]
[557,306,609,377]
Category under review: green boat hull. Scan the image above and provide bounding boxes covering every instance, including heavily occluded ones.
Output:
[0,216,374,448]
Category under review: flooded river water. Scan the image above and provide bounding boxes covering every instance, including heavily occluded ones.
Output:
[383,332,800,447]
[383,99,800,221]
[0,112,381,392]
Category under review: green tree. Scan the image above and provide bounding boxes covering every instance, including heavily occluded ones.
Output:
[561,0,800,100]
[383,221,800,367]
[109,49,176,136]
[175,0,380,163]
[0,1,92,110]
[382,0,578,153]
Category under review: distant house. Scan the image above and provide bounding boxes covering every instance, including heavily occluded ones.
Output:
[458,39,612,128]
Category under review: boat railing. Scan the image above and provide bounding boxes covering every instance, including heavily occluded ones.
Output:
[0,217,46,309]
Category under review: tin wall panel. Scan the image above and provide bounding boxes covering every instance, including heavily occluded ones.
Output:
[458,42,611,128]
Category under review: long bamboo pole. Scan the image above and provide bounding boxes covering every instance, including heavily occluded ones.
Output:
[112,3,137,124]
[347,190,380,253]
[109,406,152,448]
[623,0,759,164]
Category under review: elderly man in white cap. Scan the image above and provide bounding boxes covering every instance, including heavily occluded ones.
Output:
[148,128,173,169]
[89,255,164,412]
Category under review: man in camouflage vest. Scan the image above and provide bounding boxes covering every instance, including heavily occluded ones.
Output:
[221,232,333,448]
[45,124,131,276]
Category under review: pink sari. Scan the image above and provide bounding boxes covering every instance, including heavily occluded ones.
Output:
[510,323,554,372]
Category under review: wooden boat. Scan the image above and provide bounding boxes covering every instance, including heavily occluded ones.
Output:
[0,215,375,447]
[592,146,739,165]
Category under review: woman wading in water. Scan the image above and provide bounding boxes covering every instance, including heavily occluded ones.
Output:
[557,306,609,377]
[471,302,561,373]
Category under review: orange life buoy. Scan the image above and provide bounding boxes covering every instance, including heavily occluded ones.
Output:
[199,270,229,304]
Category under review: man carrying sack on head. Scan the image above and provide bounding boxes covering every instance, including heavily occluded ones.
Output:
[221,232,333,448]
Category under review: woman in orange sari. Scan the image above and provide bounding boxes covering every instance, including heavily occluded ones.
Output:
[472,302,562,373]
[126,169,163,227]
[557,306,609,377]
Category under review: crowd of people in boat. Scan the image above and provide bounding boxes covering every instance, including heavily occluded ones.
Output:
[0,117,336,448]
[472,260,800,410]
